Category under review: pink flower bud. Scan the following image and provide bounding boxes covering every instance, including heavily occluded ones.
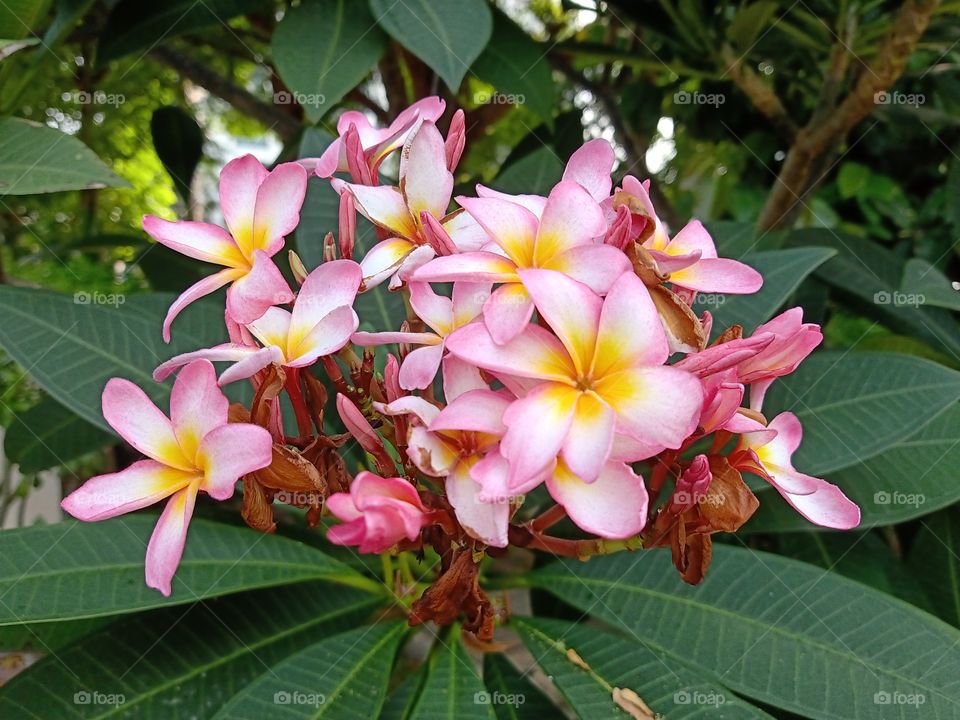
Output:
[603,204,633,250]
[338,191,356,259]
[671,454,712,514]
[444,109,466,172]
[326,472,428,553]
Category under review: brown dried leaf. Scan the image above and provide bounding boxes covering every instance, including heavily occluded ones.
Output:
[649,284,706,353]
[701,456,759,532]
[241,476,276,534]
[612,687,657,719]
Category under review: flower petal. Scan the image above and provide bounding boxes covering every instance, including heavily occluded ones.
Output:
[445,322,576,384]
[534,180,606,264]
[287,305,359,366]
[251,162,308,256]
[153,344,262,382]
[475,184,547,217]
[219,346,285,385]
[336,182,418,239]
[412,251,519,284]
[669,257,763,294]
[547,461,647,538]
[456,195,538,267]
[407,425,458,476]
[197,423,272,500]
[430,389,510,435]
[163,268,243,343]
[169,359,229,460]
[226,251,294,325]
[592,271,668,376]
[145,482,199,596]
[482,283,534,346]
[767,471,861,530]
[352,331,439,346]
[442,355,486,401]
[142,217,245,268]
[246,306,292,350]
[400,121,453,221]
[541,244,632,294]
[563,139,615,201]
[398,343,445,390]
[219,155,268,249]
[561,392,615,483]
[289,259,361,348]
[451,281,490,328]
[501,383,579,487]
[446,461,509,548]
[409,282,453,335]
[102,378,192,470]
[359,237,416,288]
[61,460,195,522]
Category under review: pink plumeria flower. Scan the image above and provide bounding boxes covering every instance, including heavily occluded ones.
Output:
[738,308,823,410]
[309,97,446,181]
[144,155,306,341]
[446,269,703,487]
[413,180,631,345]
[732,413,860,529]
[326,472,428,553]
[60,360,272,595]
[153,260,362,385]
[616,175,762,296]
[378,371,513,547]
[697,370,747,435]
[331,121,484,289]
[352,281,488,389]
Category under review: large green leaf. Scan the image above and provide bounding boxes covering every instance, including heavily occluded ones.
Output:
[0,0,50,39]
[0,583,380,718]
[901,258,960,312]
[747,404,960,531]
[761,351,960,475]
[910,508,960,627]
[0,516,376,624]
[98,0,268,62]
[492,146,563,196]
[514,618,772,718]
[409,631,495,719]
[0,288,241,433]
[150,105,204,204]
[3,396,113,473]
[0,118,126,195]
[273,0,387,123]
[213,622,405,719]
[481,652,556,719]
[533,547,960,719]
[471,9,554,128]
[708,247,836,336]
[369,0,492,91]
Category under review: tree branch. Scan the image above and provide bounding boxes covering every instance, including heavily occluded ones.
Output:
[720,44,798,142]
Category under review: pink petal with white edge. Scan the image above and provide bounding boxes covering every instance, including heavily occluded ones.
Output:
[451,281,490,328]
[547,462,647,538]
[475,184,548,218]
[407,425,458,476]
[359,237,416,288]
[60,460,196,522]
[145,481,199,596]
[163,268,243,343]
[430,389,510,435]
[456,195,539,267]
[441,209,489,252]
[670,257,763,294]
[483,283,534,346]
[336,182,418,239]
[142,217,245,268]
[542,244,632,294]
[592,271,669,376]
[399,343,445,390]
[518,269,601,374]
[609,432,665,463]
[446,462,509,548]
[534,181,606,264]
[289,259,362,346]
[219,155,268,248]
[562,392,615,483]
[197,423,272,500]
[563,139,615,201]
[169,360,229,460]
[247,306,292,350]
[442,356,486,401]
[665,220,717,258]
[226,251,293,325]
[153,344,262,382]
[352,331,439,347]
[445,322,575,384]
[646,248,701,274]
[102,378,191,470]
[288,305,359,366]
[412,251,518,284]
[218,346,284,385]
[771,472,861,530]
[391,244,436,289]
[251,162,308,256]
[376,396,441,425]
[595,366,703,449]
[400,122,453,220]
[501,383,579,487]
[409,282,453,335]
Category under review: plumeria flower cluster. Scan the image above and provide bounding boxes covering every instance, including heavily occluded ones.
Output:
[61,98,859,636]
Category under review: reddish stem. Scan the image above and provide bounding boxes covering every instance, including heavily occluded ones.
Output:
[284,367,313,439]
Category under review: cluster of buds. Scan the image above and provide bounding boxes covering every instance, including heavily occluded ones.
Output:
[61,98,859,638]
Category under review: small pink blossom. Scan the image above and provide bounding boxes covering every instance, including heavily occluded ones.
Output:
[326,472,428,553]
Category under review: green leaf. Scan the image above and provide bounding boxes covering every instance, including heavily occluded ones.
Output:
[0,118,126,195]
[0,617,109,653]
[707,246,836,337]
[481,653,558,719]
[3,396,113,472]
[747,404,960,531]
[150,105,204,203]
[212,622,405,719]
[514,618,772,718]
[836,161,870,199]
[98,0,268,62]
[901,257,960,311]
[273,0,387,123]
[492,146,563,196]
[726,1,778,51]
[369,0,492,91]
[910,508,960,627]
[0,516,376,624]
[409,631,495,719]
[471,9,554,128]
[0,583,380,718]
[761,351,960,475]
[0,0,50,39]
[533,547,960,719]
[0,287,241,433]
